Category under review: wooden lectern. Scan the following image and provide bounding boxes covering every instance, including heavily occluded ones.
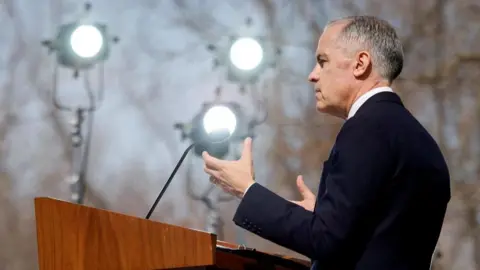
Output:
[34,197,310,270]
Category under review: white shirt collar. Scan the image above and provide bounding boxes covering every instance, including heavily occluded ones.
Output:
[347,86,393,119]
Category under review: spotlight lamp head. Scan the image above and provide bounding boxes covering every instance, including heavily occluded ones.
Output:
[206,16,282,90]
[42,21,119,76]
[208,37,281,90]
[174,102,249,159]
[224,36,266,86]
[202,105,238,138]
[229,37,264,72]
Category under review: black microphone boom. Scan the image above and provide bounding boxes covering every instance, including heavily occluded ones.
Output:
[145,143,196,219]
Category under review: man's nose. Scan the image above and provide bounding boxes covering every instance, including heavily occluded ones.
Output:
[308,70,319,83]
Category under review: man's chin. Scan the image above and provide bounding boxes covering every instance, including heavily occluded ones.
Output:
[315,103,328,113]
[316,105,345,119]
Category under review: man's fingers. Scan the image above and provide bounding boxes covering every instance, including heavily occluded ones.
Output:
[202,151,224,170]
[211,177,240,197]
[220,184,235,194]
[296,175,306,194]
[296,175,315,199]
[205,168,236,195]
[204,167,222,180]
[240,137,255,178]
[209,176,219,185]
[240,137,253,163]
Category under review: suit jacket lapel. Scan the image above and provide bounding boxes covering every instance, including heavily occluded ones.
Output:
[314,143,337,213]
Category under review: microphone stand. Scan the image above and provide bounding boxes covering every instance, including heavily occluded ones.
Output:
[145,143,196,219]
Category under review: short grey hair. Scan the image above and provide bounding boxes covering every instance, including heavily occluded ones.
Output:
[326,16,404,83]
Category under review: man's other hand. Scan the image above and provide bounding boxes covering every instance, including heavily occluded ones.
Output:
[290,175,316,212]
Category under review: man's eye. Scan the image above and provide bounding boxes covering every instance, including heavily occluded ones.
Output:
[318,59,326,67]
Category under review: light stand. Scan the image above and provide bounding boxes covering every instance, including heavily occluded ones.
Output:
[55,72,103,205]
[42,2,117,204]
[185,164,236,239]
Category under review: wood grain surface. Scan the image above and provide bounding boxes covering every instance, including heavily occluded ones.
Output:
[35,197,216,270]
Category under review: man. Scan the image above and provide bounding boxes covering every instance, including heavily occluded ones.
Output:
[203,15,451,270]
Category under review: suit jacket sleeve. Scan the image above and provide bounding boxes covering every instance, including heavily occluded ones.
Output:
[233,118,395,261]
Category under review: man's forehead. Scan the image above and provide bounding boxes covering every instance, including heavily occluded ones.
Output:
[316,22,346,54]
[315,33,332,55]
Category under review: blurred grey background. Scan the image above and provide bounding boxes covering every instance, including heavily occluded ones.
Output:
[0,0,479,269]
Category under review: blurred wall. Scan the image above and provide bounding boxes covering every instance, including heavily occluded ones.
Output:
[0,0,479,269]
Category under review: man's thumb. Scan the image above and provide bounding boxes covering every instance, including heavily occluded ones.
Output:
[241,137,253,161]
[296,175,306,193]
[296,175,313,198]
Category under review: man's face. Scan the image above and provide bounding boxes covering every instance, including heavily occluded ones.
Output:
[308,23,356,118]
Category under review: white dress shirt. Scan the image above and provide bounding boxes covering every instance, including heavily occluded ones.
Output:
[242,86,394,197]
[347,86,393,119]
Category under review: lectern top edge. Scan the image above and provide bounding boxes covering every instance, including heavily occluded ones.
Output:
[34,196,214,235]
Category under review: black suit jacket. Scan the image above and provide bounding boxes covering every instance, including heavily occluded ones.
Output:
[233,92,451,270]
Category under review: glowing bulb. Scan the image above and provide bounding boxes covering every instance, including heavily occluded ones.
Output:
[70,25,104,58]
[229,37,263,71]
[203,105,237,136]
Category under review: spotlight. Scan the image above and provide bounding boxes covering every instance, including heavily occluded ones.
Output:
[207,17,281,89]
[203,105,237,136]
[42,22,111,71]
[175,102,249,159]
[229,37,264,71]
[41,3,119,76]
[70,24,104,58]
[225,36,267,85]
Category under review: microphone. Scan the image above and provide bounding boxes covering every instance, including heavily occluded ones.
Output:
[144,128,231,220]
[145,143,195,219]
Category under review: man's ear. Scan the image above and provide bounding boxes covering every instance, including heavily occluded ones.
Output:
[353,51,372,78]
